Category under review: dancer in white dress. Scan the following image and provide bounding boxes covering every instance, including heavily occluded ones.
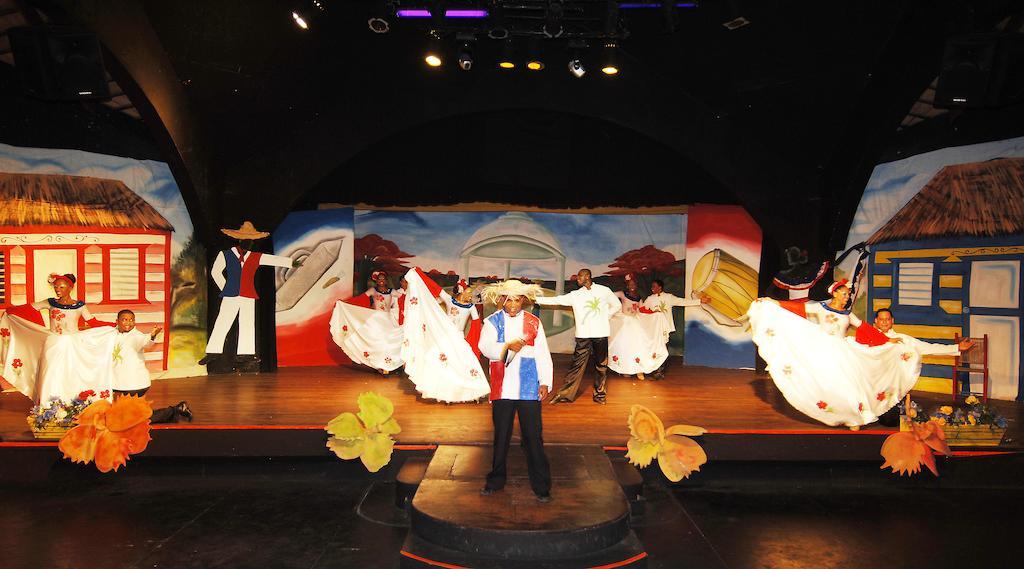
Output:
[642,279,708,379]
[747,279,925,429]
[607,274,669,380]
[330,270,404,374]
[1,273,117,403]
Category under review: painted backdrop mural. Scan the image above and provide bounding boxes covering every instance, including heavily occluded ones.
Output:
[274,208,355,366]
[684,205,762,369]
[354,210,687,354]
[846,136,1024,401]
[0,143,206,381]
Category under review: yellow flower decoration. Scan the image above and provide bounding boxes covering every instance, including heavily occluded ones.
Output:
[326,392,401,473]
[964,395,979,405]
[625,405,707,482]
[939,405,954,415]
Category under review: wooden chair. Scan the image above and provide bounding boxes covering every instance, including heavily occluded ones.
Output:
[952,333,988,403]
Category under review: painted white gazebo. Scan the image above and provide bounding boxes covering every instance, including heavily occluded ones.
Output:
[459,212,567,324]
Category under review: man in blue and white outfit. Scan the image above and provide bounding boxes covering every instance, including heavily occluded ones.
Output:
[478,279,553,503]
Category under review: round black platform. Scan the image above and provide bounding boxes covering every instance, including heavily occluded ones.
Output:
[408,445,634,560]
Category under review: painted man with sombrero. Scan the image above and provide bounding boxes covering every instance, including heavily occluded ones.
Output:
[200,221,298,366]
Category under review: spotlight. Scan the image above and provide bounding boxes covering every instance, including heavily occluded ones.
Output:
[291,11,309,30]
[367,17,390,34]
[601,42,620,75]
[457,41,474,71]
[424,35,443,67]
[568,39,587,78]
[568,58,586,78]
[526,38,544,71]
[498,39,515,69]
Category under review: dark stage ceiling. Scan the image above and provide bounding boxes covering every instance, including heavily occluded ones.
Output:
[3,0,1024,259]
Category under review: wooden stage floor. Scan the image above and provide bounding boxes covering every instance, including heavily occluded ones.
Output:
[3,355,1020,451]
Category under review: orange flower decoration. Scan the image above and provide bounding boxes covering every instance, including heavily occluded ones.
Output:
[880,420,951,477]
[58,396,153,473]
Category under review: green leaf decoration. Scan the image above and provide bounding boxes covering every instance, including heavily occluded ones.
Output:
[326,412,364,440]
[327,437,365,460]
[357,391,394,429]
[378,417,402,436]
[361,432,395,473]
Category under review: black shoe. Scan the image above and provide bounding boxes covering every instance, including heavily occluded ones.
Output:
[593,397,606,405]
[536,493,552,503]
[480,486,498,496]
[175,401,194,422]
[234,354,260,364]
[198,354,218,365]
[549,397,571,405]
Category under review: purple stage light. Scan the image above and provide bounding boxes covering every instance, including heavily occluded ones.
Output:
[396,9,431,18]
[619,2,698,8]
[445,9,489,18]
[395,9,489,19]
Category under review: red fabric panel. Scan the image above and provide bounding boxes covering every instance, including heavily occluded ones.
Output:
[465,318,482,359]
[414,267,443,298]
[488,360,504,401]
[777,300,808,318]
[855,323,889,347]
[6,304,45,327]
[344,294,372,308]
[86,317,114,328]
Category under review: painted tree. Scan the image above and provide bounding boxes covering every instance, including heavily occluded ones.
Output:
[353,234,413,294]
[606,245,684,291]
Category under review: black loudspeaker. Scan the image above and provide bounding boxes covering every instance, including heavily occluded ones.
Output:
[8,26,111,101]
[935,33,1024,109]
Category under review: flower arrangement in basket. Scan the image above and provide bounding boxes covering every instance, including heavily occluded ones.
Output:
[901,395,1007,447]
[27,390,109,440]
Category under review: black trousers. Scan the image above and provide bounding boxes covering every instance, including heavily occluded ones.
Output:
[554,337,608,402]
[114,388,177,424]
[486,399,551,496]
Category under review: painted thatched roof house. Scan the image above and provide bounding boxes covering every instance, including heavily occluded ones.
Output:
[0,172,174,371]
[867,157,1024,244]
[0,172,174,231]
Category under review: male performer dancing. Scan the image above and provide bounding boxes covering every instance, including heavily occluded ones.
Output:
[200,221,297,366]
[478,280,553,503]
[535,268,620,404]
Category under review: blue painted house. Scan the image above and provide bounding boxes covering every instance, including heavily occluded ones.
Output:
[865,158,1024,401]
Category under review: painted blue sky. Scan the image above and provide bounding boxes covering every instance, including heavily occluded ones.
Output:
[846,135,1024,248]
[274,208,354,250]
[0,143,195,259]
[355,210,687,279]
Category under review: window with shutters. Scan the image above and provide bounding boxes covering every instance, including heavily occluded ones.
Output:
[897,262,934,307]
[108,248,141,301]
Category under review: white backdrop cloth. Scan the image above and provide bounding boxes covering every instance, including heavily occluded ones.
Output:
[746,300,923,427]
[1,313,117,403]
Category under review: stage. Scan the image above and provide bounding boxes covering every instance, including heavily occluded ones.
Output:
[2,355,1020,461]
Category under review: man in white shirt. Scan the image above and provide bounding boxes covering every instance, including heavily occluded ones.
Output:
[478,280,553,502]
[874,307,973,426]
[874,308,974,355]
[535,268,621,405]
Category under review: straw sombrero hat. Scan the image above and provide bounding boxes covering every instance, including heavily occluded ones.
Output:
[221,221,270,240]
[481,279,544,305]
